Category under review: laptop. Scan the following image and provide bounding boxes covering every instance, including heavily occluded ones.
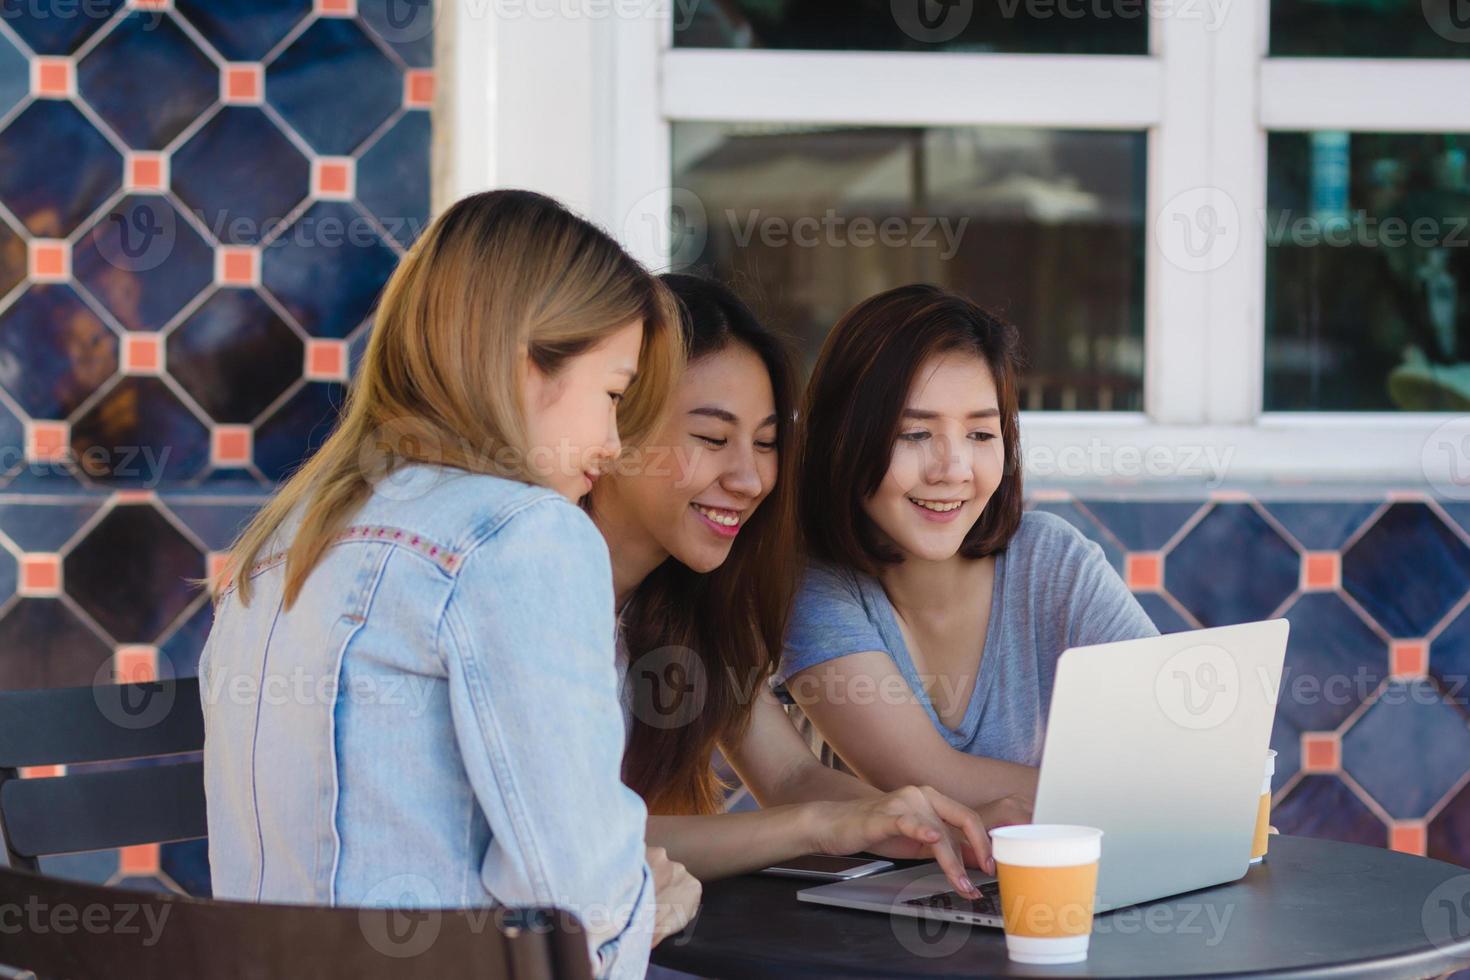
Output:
[798,619,1290,926]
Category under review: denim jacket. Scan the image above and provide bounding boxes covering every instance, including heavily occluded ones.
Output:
[199,465,653,979]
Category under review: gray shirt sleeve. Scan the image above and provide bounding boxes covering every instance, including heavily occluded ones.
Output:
[777,562,889,687]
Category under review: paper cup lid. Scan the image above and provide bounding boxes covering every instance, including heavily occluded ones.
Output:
[991,824,1103,867]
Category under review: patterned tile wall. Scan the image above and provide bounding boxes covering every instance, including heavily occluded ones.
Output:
[0,0,432,896]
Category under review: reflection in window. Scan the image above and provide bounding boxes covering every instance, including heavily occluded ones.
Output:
[1270,0,1470,58]
[1265,132,1470,411]
[674,0,1147,55]
[671,123,1147,411]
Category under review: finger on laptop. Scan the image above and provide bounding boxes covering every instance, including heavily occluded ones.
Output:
[920,787,995,876]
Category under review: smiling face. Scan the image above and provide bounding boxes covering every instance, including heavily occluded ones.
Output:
[862,351,1006,563]
[521,318,644,502]
[599,342,779,573]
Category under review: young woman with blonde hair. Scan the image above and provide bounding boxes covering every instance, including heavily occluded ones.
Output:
[201,190,695,980]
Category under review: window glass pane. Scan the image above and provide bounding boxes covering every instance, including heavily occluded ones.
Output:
[1265,132,1470,411]
[1269,0,1470,58]
[670,123,1147,411]
[674,0,1147,55]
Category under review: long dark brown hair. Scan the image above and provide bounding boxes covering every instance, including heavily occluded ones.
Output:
[607,274,801,815]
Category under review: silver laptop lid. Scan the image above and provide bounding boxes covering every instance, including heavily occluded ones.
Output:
[1033,619,1289,912]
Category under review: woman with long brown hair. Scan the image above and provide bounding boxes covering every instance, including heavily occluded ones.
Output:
[587,274,1023,899]
[201,190,697,980]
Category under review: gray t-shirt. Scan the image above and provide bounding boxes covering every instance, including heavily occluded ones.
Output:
[777,510,1159,768]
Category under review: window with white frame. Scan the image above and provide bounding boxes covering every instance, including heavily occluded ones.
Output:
[460,0,1470,483]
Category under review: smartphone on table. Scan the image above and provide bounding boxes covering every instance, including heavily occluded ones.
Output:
[758,854,894,881]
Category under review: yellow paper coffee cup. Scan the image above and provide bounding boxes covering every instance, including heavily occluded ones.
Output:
[1250,749,1277,864]
[990,824,1103,965]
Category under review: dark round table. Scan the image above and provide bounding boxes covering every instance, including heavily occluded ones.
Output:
[651,836,1470,978]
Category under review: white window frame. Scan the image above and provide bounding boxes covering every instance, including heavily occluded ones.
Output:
[450,1,1470,484]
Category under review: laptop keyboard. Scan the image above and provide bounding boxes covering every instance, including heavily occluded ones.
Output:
[900,879,1003,918]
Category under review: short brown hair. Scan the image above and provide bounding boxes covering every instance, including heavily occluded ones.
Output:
[798,283,1024,575]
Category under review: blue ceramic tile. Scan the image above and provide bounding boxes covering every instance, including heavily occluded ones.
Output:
[356,110,429,248]
[0,499,103,550]
[172,107,309,246]
[1133,591,1194,633]
[0,395,20,458]
[1270,713,1302,788]
[173,0,309,61]
[159,598,212,678]
[1437,502,1470,546]
[165,288,304,423]
[1342,679,1470,819]
[69,377,210,485]
[2,0,124,54]
[74,195,214,331]
[0,545,13,603]
[1075,500,1203,551]
[266,18,401,155]
[161,838,211,897]
[77,12,217,149]
[1165,503,1299,628]
[261,201,398,338]
[0,31,24,121]
[1432,603,1470,715]
[160,499,260,551]
[63,502,205,643]
[1259,501,1381,551]
[359,0,435,67]
[1272,774,1386,848]
[0,216,23,299]
[39,849,120,885]
[1028,500,1123,571]
[1276,593,1387,732]
[0,597,114,689]
[0,100,123,237]
[1428,780,1470,870]
[0,285,119,418]
[253,380,343,482]
[348,318,372,373]
[109,874,177,894]
[1343,503,1470,638]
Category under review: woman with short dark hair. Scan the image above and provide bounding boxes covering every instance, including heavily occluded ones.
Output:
[781,283,1158,811]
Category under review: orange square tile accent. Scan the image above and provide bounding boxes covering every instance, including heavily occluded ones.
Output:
[317,0,355,13]
[1389,823,1426,856]
[123,333,163,375]
[128,153,167,191]
[306,339,348,380]
[1301,733,1340,773]
[119,843,160,876]
[20,554,62,596]
[114,490,154,504]
[315,158,353,198]
[1125,553,1163,591]
[223,64,262,103]
[1390,640,1428,679]
[213,426,252,466]
[19,765,65,779]
[115,646,158,684]
[208,552,233,593]
[27,421,68,463]
[30,240,68,281]
[130,0,170,8]
[405,70,434,108]
[34,58,71,97]
[217,247,257,285]
[1301,552,1339,591]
